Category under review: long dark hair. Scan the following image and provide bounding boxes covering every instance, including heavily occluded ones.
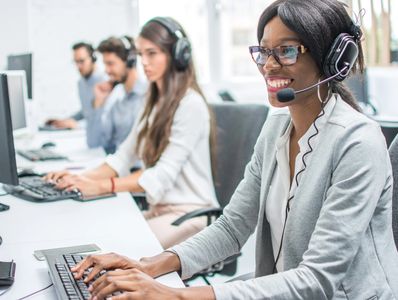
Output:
[136,18,216,169]
[257,0,364,111]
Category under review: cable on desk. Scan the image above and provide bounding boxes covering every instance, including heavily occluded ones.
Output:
[16,283,53,300]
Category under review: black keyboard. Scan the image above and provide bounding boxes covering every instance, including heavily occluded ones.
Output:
[17,148,67,161]
[3,176,81,202]
[46,253,122,300]
[39,125,72,131]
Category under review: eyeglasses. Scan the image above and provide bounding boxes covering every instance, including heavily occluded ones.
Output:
[249,45,307,66]
[74,57,90,65]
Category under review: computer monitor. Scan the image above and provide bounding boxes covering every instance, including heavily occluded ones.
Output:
[7,53,32,100]
[1,71,28,134]
[0,74,19,185]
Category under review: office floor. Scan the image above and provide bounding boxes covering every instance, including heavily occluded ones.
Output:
[185,232,256,287]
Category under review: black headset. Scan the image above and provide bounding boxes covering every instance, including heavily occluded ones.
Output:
[119,36,136,68]
[149,17,192,71]
[88,44,97,63]
[76,43,96,63]
[323,24,361,81]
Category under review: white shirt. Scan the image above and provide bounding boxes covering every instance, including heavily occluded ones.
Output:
[105,89,219,208]
[266,95,337,272]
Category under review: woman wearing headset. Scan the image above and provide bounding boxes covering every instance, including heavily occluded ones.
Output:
[72,1,398,299]
[45,17,218,249]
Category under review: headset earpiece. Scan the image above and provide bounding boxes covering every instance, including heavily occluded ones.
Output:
[323,33,359,81]
[120,36,136,69]
[149,17,191,71]
[91,52,97,63]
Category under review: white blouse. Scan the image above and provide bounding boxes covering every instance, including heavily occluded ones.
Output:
[266,95,337,272]
[105,89,219,208]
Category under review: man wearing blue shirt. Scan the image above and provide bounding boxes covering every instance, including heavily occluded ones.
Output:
[93,36,146,154]
[46,42,107,147]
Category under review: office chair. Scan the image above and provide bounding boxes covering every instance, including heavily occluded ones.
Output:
[389,134,398,250]
[171,102,269,284]
[218,90,236,102]
[376,120,398,148]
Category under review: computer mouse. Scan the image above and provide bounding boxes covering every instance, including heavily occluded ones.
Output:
[41,142,56,148]
[17,169,41,177]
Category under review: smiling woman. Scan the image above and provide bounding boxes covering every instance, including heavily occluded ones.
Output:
[69,1,398,299]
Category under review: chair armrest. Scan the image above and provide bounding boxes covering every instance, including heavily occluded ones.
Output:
[130,192,148,211]
[171,207,222,226]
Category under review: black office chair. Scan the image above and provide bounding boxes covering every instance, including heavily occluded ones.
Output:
[171,102,269,283]
[388,134,398,250]
[376,119,398,148]
[218,90,236,102]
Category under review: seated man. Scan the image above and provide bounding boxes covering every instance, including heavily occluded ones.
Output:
[46,42,107,144]
[93,36,147,154]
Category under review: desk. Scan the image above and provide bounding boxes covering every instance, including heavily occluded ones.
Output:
[14,129,106,173]
[1,130,184,299]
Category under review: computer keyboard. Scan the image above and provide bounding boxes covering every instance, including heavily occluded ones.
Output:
[3,175,81,202]
[46,253,123,300]
[17,148,67,161]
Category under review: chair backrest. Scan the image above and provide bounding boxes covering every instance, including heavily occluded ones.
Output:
[388,134,398,249]
[379,120,398,148]
[210,103,269,208]
[345,69,369,106]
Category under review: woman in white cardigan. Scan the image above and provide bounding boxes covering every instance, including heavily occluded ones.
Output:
[45,17,218,249]
[71,1,398,299]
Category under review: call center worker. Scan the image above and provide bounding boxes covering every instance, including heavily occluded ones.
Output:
[45,17,219,249]
[91,36,147,154]
[46,42,107,138]
[71,1,398,299]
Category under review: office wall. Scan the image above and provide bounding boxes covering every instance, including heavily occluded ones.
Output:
[0,0,30,69]
[0,0,139,122]
[30,0,139,121]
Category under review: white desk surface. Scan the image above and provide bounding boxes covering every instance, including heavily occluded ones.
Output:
[1,130,184,299]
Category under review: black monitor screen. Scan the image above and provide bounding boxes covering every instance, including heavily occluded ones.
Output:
[0,74,19,185]
[7,53,32,99]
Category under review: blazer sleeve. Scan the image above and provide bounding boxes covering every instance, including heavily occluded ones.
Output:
[212,122,392,299]
[170,121,267,279]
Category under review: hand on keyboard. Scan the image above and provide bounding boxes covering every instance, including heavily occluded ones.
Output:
[88,268,177,300]
[43,170,72,183]
[44,172,111,197]
[71,253,145,283]
[70,253,182,300]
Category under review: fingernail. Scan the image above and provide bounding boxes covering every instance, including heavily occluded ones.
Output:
[88,285,93,291]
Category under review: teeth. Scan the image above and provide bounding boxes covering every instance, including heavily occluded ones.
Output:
[267,79,291,88]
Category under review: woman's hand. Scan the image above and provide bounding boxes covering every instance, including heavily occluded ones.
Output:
[88,268,180,300]
[43,170,71,183]
[53,174,110,197]
[71,253,145,283]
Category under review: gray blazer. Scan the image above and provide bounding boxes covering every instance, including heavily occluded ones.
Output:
[172,96,398,299]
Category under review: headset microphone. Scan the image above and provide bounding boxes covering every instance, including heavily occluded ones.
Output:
[276,64,349,102]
